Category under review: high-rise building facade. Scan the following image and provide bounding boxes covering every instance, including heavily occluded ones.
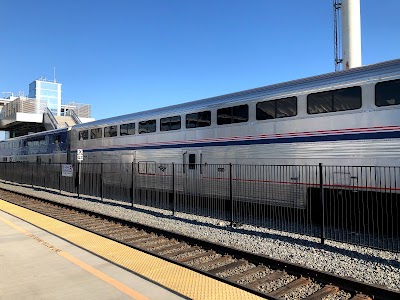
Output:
[28,79,62,116]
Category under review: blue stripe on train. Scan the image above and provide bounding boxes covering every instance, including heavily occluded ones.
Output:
[73,130,400,153]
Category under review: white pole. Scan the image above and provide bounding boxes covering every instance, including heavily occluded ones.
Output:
[341,0,362,69]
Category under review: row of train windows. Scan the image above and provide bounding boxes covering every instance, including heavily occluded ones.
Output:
[78,79,400,140]
[0,134,62,150]
[0,138,48,149]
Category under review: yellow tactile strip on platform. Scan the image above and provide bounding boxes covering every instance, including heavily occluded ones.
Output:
[0,200,264,300]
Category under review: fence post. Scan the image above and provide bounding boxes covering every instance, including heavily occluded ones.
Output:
[31,163,34,188]
[100,163,103,201]
[172,163,175,215]
[43,163,47,190]
[77,162,81,197]
[229,163,233,226]
[319,163,325,245]
[59,163,62,194]
[131,162,134,207]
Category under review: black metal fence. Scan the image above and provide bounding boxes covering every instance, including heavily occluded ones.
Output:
[0,162,398,252]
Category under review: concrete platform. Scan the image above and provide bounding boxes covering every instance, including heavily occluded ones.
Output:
[0,210,187,300]
[0,200,264,300]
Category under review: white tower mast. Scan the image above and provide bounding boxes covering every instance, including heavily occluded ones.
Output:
[334,0,362,70]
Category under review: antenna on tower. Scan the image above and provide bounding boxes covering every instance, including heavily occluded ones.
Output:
[53,66,57,83]
[334,0,342,71]
[334,0,362,71]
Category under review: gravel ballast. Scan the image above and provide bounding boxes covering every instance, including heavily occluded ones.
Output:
[1,182,399,292]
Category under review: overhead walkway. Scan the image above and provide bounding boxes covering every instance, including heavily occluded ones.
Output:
[43,108,78,130]
[0,96,94,137]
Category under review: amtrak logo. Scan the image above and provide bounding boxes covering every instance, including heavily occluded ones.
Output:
[158,165,167,172]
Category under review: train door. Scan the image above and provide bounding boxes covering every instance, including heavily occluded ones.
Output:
[121,152,136,164]
[287,166,305,208]
[266,165,305,208]
[182,150,203,195]
[121,152,136,187]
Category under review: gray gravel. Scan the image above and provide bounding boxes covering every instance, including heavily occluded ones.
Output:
[324,290,352,300]
[1,182,399,292]
[282,282,321,300]
[258,274,296,294]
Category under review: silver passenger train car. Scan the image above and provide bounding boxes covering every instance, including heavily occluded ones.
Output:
[71,59,400,167]
[68,59,400,206]
[1,59,400,207]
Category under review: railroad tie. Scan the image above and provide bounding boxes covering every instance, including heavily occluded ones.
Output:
[85,223,121,231]
[163,246,201,258]
[226,265,268,282]
[69,218,100,225]
[117,233,149,243]
[304,285,339,300]
[268,276,311,298]
[176,250,216,263]
[108,227,138,236]
[133,236,166,247]
[194,255,232,269]
[71,219,102,226]
[151,242,186,254]
[120,233,153,243]
[245,270,285,289]
[350,294,372,300]
[207,260,248,275]
[138,238,172,250]
[101,227,135,235]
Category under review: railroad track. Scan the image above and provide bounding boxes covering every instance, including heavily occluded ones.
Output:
[0,188,398,300]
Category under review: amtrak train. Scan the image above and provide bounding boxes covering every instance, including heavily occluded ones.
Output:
[2,59,400,167]
[1,59,400,206]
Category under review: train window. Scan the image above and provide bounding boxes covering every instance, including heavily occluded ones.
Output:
[188,154,196,170]
[186,111,211,128]
[160,115,181,131]
[54,135,61,144]
[104,125,118,137]
[217,104,248,125]
[139,119,156,134]
[307,86,361,114]
[256,100,274,119]
[276,97,297,117]
[257,96,297,120]
[375,79,400,107]
[138,161,156,174]
[79,130,88,140]
[334,87,362,112]
[120,123,135,135]
[90,128,103,139]
[308,91,332,114]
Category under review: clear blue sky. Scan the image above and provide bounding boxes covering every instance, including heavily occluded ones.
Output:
[0,0,399,121]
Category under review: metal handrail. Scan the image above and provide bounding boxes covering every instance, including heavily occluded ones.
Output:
[44,107,59,129]
[70,109,82,124]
